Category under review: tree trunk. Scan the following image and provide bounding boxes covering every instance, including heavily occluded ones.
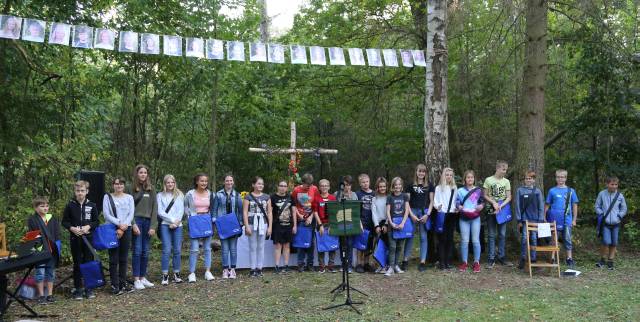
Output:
[424,0,450,183]
[258,0,270,42]
[514,0,547,190]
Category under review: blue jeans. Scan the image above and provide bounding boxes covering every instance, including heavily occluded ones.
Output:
[560,225,573,251]
[487,214,507,261]
[520,223,537,261]
[221,235,239,268]
[601,225,619,246]
[160,224,183,273]
[132,217,151,277]
[407,208,429,262]
[189,236,212,273]
[35,258,55,282]
[297,233,316,266]
[459,217,480,264]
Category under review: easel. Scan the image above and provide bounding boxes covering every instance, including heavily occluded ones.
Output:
[525,221,561,278]
[0,224,10,258]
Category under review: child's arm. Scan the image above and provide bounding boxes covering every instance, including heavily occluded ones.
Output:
[483,187,498,211]
[594,192,604,216]
[619,195,628,218]
[149,191,157,235]
[243,199,251,235]
[514,188,522,222]
[427,190,435,216]
[386,203,394,229]
[572,203,578,226]
[400,201,410,227]
[266,199,273,236]
[156,194,173,225]
[61,205,72,231]
[292,205,298,234]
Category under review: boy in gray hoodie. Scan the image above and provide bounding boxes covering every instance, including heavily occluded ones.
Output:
[594,176,627,270]
[515,171,544,269]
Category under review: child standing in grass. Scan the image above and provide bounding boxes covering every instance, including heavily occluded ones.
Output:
[483,160,512,268]
[371,177,389,273]
[433,168,458,270]
[157,174,185,285]
[385,177,410,276]
[355,174,375,273]
[315,179,337,273]
[129,164,157,290]
[594,176,627,270]
[28,196,61,304]
[456,170,483,273]
[405,164,434,272]
[103,176,134,295]
[213,174,244,279]
[271,179,297,274]
[545,169,579,268]
[514,171,544,270]
[243,176,272,277]
[185,173,215,282]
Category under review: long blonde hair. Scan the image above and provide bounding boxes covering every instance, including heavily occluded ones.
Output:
[413,163,427,185]
[163,174,183,197]
[438,168,457,189]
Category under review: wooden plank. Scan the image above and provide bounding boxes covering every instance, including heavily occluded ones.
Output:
[249,148,338,154]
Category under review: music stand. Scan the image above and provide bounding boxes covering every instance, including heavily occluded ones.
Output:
[323,198,367,314]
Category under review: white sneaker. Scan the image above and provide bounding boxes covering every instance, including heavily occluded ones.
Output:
[222,269,229,279]
[141,277,154,287]
[394,265,405,274]
[229,268,237,279]
[188,272,196,283]
[134,280,145,290]
[204,271,215,281]
[384,267,394,277]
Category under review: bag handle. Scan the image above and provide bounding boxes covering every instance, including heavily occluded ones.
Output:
[81,235,100,262]
[460,187,480,209]
[248,193,269,228]
[133,188,145,206]
[601,192,621,223]
[445,188,455,213]
[164,196,176,214]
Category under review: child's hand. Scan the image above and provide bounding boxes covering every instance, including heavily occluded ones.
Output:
[319,225,325,236]
[174,220,181,226]
[132,224,140,236]
[305,217,312,225]
[419,216,428,224]
[245,226,252,236]
[375,226,381,234]
[148,228,155,237]
[437,205,442,211]
[382,226,388,234]
[70,227,82,236]
[572,221,577,227]
[116,229,124,239]
[397,223,404,230]
[267,228,272,237]
[292,226,297,234]
[118,224,128,231]
[81,225,91,234]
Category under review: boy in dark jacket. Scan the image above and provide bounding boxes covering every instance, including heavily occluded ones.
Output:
[514,171,544,270]
[61,180,99,300]
[27,196,61,304]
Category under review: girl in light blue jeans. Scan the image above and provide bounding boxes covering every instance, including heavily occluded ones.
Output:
[456,170,484,273]
[157,174,185,285]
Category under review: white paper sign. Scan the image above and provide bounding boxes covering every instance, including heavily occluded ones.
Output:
[537,223,551,238]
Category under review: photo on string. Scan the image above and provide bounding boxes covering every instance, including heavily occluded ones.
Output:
[48,22,71,46]
[310,46,326,65]
[119,31,139,53]
[186,37,204,58]
[206,39,225,60]
[140,33,160,55]
[93,28,116,50]
[411,50,426,67]
[268,43,285,64]
[0,15,22,39]
[72,25,93,49]
[348,48,366,66]
[249,42,267,62]
[400,50,413,67]
[366,48,383,67]
[163,35,183,57]
[228,41,245,61]
[382,49,398,67]
[290,45,307,64]
[21,18,46,43]
[329,47,346,65]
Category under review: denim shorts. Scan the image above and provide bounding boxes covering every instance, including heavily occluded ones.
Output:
[601,224,620,246]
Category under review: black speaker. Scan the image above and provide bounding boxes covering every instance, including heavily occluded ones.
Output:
[75,170,105,214]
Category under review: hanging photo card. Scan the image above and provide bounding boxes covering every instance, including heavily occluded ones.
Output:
[186,37,204,58]
[400,49,413,67]
[328,47,346,65]
[537,223,552,238]
[309,46,326,65]
[72,25,93,49]
[290,45,307,64]
[268,43,285,64]
[49,22,71,46]
[21,18,46,43]
[206,39,224,60]
[140,33,160,54]
[163,35,182,56]
[94,28,116,50]
[412,49,426,67]
[382,49,398,67]
[228,41,245,61]
[348,48,366,66]
[0,15,22,39]
[249,42,267,62]
[366,48,383,67]
[119,31,138,53]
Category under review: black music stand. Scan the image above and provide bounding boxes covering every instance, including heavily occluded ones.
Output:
[323,197,367,314]
[0,230,57,319]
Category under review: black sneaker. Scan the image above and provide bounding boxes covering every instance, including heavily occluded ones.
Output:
[161,274,170,285]
[607,261,614,270]
[596,259,606,268]
[364,263,374,273]
[85,289,95,299]
[438,263,445,270]
[355,264,365,273]
[297,264,305,273]
[486,260,496,269]
[282,266,290,274]
[173,272,184,283]
[249,269,257,277]
[566,258,575,269]
[274,266,281,274]
[400,261,408,271]
[38,296,48,305]
[111,285,122,295]
[46,295,56,303]
[257,269,264,277]
[73,290,84,300]
[497,257,514,267]
[518,258,525,270]
[445,263,453,270]
[418,262,427,272]
[121,284,134,293]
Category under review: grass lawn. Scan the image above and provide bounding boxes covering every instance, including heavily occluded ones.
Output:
[5,236,639,321]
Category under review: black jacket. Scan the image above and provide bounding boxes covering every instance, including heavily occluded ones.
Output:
[61,199,100,238]
[27,213,62,266]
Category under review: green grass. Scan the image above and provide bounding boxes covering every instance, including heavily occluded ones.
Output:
[6,241,639,321]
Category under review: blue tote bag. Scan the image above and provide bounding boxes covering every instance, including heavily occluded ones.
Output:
[496,202,512,225]
[316,231,339,252]
[188,214,214,239]
[353,229,370,251]
[434,211,446,233]
[80,236,105,289]
[92,223,119,250]
[373,238,387,267]
[292,225,313,249]
[215,212,242,240]
[391,217,413,239]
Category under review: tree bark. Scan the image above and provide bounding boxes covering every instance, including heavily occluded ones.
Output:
[424,0,450,183]
[514,0,547,189]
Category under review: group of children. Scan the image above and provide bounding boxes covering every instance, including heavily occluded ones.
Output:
[26,161,628,303]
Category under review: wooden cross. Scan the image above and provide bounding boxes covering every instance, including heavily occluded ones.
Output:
[249,121,338,176]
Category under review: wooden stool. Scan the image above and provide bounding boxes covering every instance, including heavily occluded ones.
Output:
[525,221,560,277]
